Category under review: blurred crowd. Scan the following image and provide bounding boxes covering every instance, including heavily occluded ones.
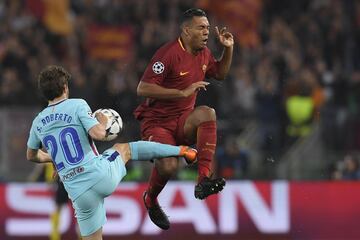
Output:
[1,0,360,180]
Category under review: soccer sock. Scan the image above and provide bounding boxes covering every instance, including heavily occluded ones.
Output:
[50,210,60,240]
[145,167,169,207]
[196,121,217,183]
[129,141,181,161]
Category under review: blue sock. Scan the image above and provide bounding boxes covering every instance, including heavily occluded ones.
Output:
[129,141,181,161]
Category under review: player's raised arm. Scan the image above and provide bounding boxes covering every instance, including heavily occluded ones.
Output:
[214,26,234,81]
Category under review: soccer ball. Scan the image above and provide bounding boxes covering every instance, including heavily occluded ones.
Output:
[93,108,123,141]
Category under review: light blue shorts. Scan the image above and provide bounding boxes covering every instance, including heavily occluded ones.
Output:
[72,149,127,236]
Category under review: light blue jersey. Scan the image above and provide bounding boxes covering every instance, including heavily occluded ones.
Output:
[27,97,189,236]
[27,98,107,200]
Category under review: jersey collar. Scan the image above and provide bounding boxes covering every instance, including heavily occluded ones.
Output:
[47,98,67,107]
[178,37,186,51]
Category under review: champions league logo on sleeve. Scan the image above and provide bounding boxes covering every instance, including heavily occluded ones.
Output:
[152,61,164,74]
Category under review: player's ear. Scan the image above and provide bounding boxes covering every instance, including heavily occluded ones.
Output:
[184,26,190,36]
[64,84,69,95]
[181,22,190,36]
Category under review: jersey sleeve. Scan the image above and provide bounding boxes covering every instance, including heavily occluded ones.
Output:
[140,48,173,85]
[77,100,99,132]
[27,120,41,150]
[205,50,219,79]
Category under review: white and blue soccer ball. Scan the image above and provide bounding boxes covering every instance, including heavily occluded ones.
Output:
[93,108,123,141]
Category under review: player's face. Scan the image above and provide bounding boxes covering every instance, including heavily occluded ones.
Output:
[188,16,210,51]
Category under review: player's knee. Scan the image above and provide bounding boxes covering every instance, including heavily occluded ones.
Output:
[195,106,216,122]
[82,228,102,240]
[156,158,179,176]
[113,143,131,163]
[113,143,129,153]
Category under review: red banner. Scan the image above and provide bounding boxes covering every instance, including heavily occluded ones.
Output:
[86,25,134,61]
[1,181,360,239]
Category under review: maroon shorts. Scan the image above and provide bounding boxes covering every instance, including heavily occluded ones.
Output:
[140,111,194,146]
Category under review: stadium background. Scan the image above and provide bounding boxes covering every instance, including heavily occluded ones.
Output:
[0,0,360,239]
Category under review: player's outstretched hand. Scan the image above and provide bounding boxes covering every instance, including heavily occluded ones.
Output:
[182,81,209,97]
[215,26,234,48]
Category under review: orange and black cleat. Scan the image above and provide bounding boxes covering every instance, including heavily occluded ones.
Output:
[179,146,198,165]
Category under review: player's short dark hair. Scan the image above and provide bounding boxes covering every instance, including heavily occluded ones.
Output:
[38,65,70,101]
[180,8,207,25]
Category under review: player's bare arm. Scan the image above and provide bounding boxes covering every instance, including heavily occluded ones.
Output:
[214,26,234,80]
[137,81,209,99]
[88,112,108,141]
[26,148,52,163]
[181,81,209,97]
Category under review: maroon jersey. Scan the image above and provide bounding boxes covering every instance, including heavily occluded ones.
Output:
[134,38,219,120]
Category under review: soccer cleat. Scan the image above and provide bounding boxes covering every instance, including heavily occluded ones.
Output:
[143,191,170,230]
[194,177,226,200]
[179,146,198,165]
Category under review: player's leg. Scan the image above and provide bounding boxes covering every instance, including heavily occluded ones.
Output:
[143,155,177,230]
[82,228,102,240]
[111,141,197,165]
[52,181,82,240]
[102,140,197,194]
[50,180,68,240]
[109,140,196,230]
[183,105,226,199]
[100,146,174,230]
[135,125,180,230]
[50,204,61,240]
[72,185,106,240]
[183,106,216,181]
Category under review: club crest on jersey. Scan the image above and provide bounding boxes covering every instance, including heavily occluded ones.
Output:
[152,61,164,74]
[202,64,207,73]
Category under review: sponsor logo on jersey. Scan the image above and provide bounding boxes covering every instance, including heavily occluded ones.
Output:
[180,71,189,76]
[61,166,85,181]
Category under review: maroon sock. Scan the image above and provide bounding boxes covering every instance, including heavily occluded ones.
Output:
[196,121,217,183]
[145,167,169,207]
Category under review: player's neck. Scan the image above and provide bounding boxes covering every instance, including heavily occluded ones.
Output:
[179,35,199,55]
[48,94,68,106]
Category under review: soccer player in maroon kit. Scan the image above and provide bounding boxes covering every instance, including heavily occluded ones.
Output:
[134,8,234,230]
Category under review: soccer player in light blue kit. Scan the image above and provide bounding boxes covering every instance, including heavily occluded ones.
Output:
[26,65,197,240]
